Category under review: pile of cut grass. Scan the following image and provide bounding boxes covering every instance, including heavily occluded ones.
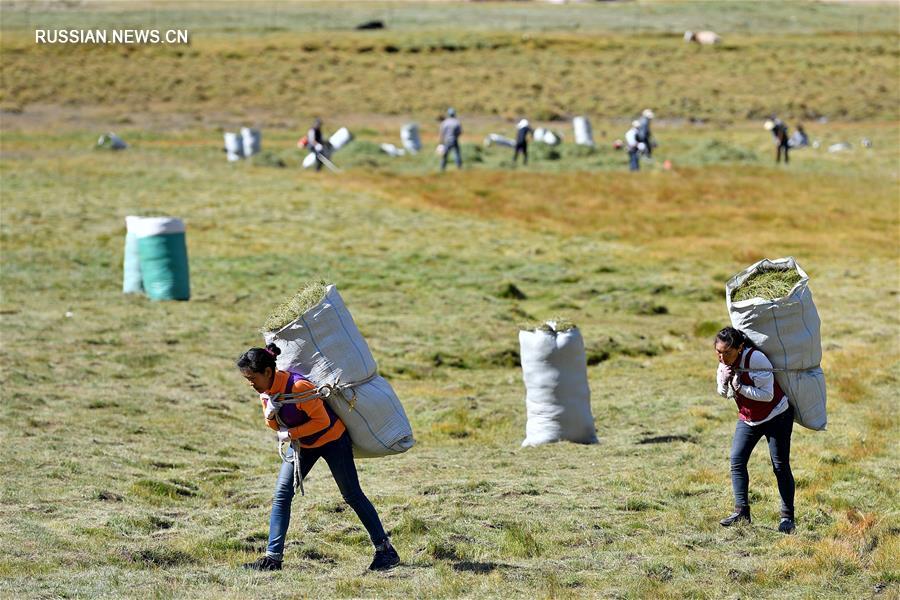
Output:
[732,269,802,302]
[262,279,329,332]
[524,319,577,334]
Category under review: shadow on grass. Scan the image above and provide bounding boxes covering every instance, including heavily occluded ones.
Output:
[452,560,519,574]
[638,434,697,444]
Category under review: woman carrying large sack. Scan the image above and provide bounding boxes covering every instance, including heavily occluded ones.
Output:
[715,327,796,534]
[237,344,400,571]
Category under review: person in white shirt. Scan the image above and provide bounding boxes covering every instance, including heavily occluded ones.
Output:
[715,326,796,534]
[625,120,641,171]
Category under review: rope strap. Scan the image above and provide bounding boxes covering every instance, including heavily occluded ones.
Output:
[270,371,380,497]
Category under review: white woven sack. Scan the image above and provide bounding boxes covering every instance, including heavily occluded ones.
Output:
[241,127,261,157]
[520,323,598,447]
[726,257,827,430]
[224,132,243,162]
[264,285,415,457]
[573,116,595,147]
[401,123,421,153]
[329,127,353,151]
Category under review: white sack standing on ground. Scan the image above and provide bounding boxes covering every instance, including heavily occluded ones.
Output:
[520,322,598,447]
[224,132,243,162]
[264,285,415,457]
[401,123,421,153]
[573,116,595,147]
[240,127,261,157]
[122,216,143,293]
[726,257,827,430]
[533,127,562,146]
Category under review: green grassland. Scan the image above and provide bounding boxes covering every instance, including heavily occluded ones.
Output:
[1,1,899,599]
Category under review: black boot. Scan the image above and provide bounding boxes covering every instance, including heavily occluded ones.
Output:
[778,518,796,534]
[243,555,282,571]
[720,506,751,527]
[369,539,400,571]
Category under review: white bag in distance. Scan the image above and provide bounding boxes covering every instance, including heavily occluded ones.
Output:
[573,116,595,147]
[380,143,405,157]
[241,127,261,157]
[224,132,243,162]
[329,127,353,151]
[401,123,421,153]
[726,257,827,431]
[264,285,415,457]
[520,322,598,447]
[484,133,515,148]
[533,127,562,146]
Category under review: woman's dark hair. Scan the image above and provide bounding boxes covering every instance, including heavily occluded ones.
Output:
[715,327,755,350]
[236,343,281,373]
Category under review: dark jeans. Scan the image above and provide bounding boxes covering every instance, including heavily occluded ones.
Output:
[265,431,387,559]
[513,143,528,164]
[730,405,795,519]
[776,142,789,164]
[441,142,462,171]
[629,149,640,171]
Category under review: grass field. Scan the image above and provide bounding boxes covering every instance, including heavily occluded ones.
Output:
[1,1,899,599]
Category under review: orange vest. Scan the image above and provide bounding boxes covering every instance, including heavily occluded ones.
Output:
[262,370,346,449]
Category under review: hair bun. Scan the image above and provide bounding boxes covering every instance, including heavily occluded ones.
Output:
[265,343,281,357]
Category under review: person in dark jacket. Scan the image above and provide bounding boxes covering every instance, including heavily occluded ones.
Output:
[513,119,532,165]
[766,117,790,164]
[308,118,326,172]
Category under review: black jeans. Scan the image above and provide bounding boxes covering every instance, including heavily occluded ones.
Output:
[513,143,528,164]
[730,405,795,519]
[266,431,387,559]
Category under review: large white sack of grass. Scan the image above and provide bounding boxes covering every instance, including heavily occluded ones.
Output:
[520,323,598,447]
[241,127,261,157]
[329,127,353,151]
[573,116,595,147]
[726,257,827,431]
[484,133,515,148]
[533,127,562,146]
[224,132,243,162]
[401,123,421,153]
[264,285,415,457]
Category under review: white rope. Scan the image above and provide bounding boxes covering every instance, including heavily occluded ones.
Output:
[270,372,380,497]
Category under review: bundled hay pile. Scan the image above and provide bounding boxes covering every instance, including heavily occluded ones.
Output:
[732,268,801,302]
[263,282,414,457]
[726,257,827,430]
[520,320,598,447]
[262,280,328,333]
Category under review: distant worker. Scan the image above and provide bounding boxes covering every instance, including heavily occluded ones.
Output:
[638,109,654,157]
[514,119,532,165]
[308,117,326,172]
[625,120,641,172]
[788,124,809,148]
[439,108,463,171]
[765,116,790,164]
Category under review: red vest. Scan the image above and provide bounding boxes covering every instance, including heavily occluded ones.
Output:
[734,349,786,422]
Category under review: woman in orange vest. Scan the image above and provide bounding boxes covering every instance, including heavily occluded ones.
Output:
[715,327,796,534]
[237,344,400,571]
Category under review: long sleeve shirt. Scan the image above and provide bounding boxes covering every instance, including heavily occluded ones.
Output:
[261,370,345,448]
[439,118,462,145]
[717,348,789,426]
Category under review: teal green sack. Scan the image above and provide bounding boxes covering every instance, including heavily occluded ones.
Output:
[122,229,143,294]
[133,217,190,301]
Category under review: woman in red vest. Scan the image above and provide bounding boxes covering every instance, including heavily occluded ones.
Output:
[237,344,400,571]
[715,327,796,534]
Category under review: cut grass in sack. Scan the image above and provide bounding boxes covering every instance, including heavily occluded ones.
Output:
[726,257,827,430]
[263,282,415,458]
